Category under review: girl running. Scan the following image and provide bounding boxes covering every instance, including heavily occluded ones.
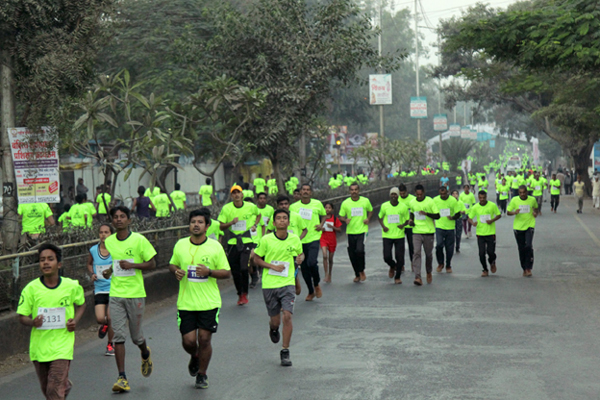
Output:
[320,202,342,283]
[86,223,115,356]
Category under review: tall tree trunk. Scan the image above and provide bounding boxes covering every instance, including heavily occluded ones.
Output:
[271,157,286,195]
[1,51,19,254]
[571,141,594,196]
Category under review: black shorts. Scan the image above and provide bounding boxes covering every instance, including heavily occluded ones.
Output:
[94,293,110,305]
[178,309,220,335]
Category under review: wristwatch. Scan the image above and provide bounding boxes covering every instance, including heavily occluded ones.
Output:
[208,269,212,277]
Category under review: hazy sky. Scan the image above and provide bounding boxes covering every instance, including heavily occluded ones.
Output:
[393,0,520,64]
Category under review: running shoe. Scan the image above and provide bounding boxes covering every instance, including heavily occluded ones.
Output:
[241,293,249,305]
[98,324,109,339]
[237,295,244,305]
[280,349,292,367]
[270,328,280,344]
[105,343,115,356]
[112,376,130,393]
[195,374,209,389]
[141,347,153,377]
[188,355,200,376]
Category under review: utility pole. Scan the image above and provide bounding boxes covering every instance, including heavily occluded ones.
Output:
[453,107,456,123]
[1,50,19,254]
[414,0,421,141]
[438,89,442,163]
[378,0,384,143]
[464,102,468,126]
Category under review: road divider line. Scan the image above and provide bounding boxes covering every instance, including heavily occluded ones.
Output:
[575,215,600,246]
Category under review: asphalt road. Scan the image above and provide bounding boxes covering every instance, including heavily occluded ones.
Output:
[2,194,600,399]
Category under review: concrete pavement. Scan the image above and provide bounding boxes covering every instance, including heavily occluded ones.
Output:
[2,195,600,399]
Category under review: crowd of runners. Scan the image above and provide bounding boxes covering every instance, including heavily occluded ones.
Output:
[16,164,589,399]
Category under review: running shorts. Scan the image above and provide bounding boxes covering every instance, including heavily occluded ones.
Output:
[177,309,220,335]
[110,297,145,345]
[320,234,337,253]
[263,286,295,317]
[94,293,109,305]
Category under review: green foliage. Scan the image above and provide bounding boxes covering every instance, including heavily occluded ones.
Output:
[442,138,475,171]
[349,138,426,176]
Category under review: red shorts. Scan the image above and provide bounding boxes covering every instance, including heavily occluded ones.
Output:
[320,233,337,253]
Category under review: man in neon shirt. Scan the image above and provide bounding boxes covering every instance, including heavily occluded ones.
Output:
[549,173,561,213]
[408,184,440,285]
[18,202,55,238]
[398,184,416,263]
[96,187,112,216]
[507,186,538,277]
[169,208,231,389]
[433,186,461,274]
[199,178,214,207]
[103,206,157,393]
[467,191,501,277]
[17,244,86,400]
[153,187,172,218]
[378,187,410,284]
[253,174,266,194]
[170,183,187,210]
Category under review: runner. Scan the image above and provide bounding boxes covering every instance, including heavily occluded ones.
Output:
[408,184,440,285]
[168,208,231,389]
[17,202,54,239]
[58,205,71,232]
[254,174,267,194]
[102,206,157,393]
[339,183,373,283]
[509,171,521,199]
[290,184,327,301]
[320,202,342,283]
[528,171,546,216]
[549,173,561,213]
[573,175,585,214]
[467,191,501,277]
[153,187,172,218]
[253,193,275,288]
[199,178,214,207]
[244,196,266,290]
[96,186,112,218]
[440,172,450,190]
[459,185,476,238]
[378,187,410,284]
[82,194,97,227]
[497,178,510,215]
[507,185,538,277]
[218,185,262,305]
[86,224,115,356]
[450,190,466,254]
[398,184,416,262]
[17,244,86,400]
[170,183,187,210]
[433,186,461,274]
[478,174,489,193]
[253,209,305,367]
[68,195,89,229]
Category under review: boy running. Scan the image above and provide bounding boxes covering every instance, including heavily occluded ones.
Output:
[169,209,231,389]
[320,202,342,283]
[17,244,86,400]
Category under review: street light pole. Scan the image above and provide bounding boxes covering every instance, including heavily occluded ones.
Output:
[378,0,384,143]
[414,0,420,141]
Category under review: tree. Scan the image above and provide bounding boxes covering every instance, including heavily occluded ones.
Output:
[442,138,475,171]
[0,0,113,253]
[195,0,402,192]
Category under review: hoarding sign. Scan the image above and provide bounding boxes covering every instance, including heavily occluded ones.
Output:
[433,114,448,131]
[369,74,392,105]
[410,97,428,119]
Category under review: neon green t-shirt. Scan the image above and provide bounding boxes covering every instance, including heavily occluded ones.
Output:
[267,211,306,237]
[105,231,157,298]
[511,175,524,189]
[58,213,70,232]
[258,204,275,228]
[169,237,230,311]
[468,201,500,236]
[144,187,160,199]
[528,178,545,196]
[255,232,303,289]
[18,203,53,234]
[458,192,476,212]
[253,178,266,194]
[507,196,538,230]
[84,202,96,227]
[409,197,439,234]
[549,179,561,195]
[199,185,213,206]
[432,195,460,230]
[206,219,222,241]
[339,196,373,235]
[218,201,260,245]
[17,277,85,362]
[96,193,111,214]
[68,203,88,227]
[170,190,186,210]
[153,193,171,217]
[497,183,510,200]
[378,201,409,239]
[290,199,326,244]
[398,194,416,210]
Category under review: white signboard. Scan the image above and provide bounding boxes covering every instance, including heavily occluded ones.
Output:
[369,74,392,105]
[410,97,428,119]
[449,124,461,137]
[8,127,60,204]
[433,114,448,132]
[460,127,471,139]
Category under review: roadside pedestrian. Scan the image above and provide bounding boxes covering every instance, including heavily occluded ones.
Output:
[573,175,585,213]
[593,175,600,209]
[132,186,155,219]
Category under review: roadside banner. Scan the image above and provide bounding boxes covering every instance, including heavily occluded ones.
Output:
[410,97,428,118]
[460,126,470,139]
[369,74,392,105]
[8,127,60,204]
[433,114,448,131]
[449,124,461,137]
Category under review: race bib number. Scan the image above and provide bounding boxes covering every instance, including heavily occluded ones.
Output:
[415,212,426,221]
[268,261,290,277]
[113,259,135,277]
[513,179,518,183]
[232,220,247,232]
[208,233,217,240]
[324,221,334,232]
[299,208,313,220]
[262,216,270,225]
[480,214,491,224]
[387,214,400,224]
[95,264,110,280]
[439,208,451,217]
[187,266,208,283]
[351,207,363,217]
[535,186,541,191]
[37,307,66,330]
[519,205,531,214]
[501,192,507,196]
[464,204,470,209]
[250,229,257,237]
[288,229,294,234]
